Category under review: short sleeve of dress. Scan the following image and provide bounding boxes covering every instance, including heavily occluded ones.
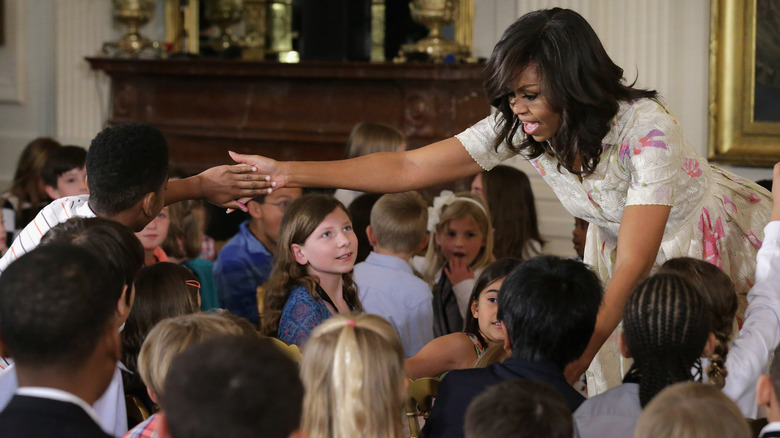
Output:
[455,112,520,170]
[622,102,685,207]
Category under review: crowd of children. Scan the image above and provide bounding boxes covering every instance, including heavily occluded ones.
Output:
[5,7,780,438]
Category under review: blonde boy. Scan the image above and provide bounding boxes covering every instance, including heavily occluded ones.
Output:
[353,191,432,357]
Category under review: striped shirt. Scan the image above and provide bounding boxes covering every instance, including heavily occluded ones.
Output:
[0,195,95,275]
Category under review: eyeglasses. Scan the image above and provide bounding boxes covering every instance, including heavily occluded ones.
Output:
[264,200,291,211]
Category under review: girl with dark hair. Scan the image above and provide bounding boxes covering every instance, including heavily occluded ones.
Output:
[405,258,521,379]
[471,165,544,260]
[573,273,715,438]
[230,7,771,393]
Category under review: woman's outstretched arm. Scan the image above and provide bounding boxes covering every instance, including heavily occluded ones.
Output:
[565,203,671,384]
[230,137,484,193]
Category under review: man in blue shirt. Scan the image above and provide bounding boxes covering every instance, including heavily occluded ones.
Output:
[214,187,302,325]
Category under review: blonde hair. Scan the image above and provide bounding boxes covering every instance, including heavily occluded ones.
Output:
[137,313,252,399]
[261,194,362,336]
[370,191,428,254]
[634,381,750,438]
[346,122,405,158]
[301,314,406,438]
[424,192,494,284]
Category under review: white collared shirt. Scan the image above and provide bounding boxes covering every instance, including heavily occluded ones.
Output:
[16,386,102,426]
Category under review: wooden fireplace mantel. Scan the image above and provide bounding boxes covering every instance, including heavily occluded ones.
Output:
[86,58,491,174]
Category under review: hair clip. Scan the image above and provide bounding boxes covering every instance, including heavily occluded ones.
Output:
[185,279,201,289]
[427,190,488,232]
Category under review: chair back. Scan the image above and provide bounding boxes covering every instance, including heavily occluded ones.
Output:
[125,394,151,427]
[269,336,303,363]
[405,377,440,438]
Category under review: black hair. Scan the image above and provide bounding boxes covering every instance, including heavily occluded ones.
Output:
[463,257,523,338]
[0,243,120,368]
[40,217,144,304]
[347,192,382,264]
[484,8,658,176]
[498,255,602,368]
[464,379,572,438]
[162,335,303,438]
[623,273,712,407]
[40,145,87,187]
[86,123,169,216]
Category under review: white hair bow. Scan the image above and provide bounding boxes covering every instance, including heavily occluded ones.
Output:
[427,190,487,233]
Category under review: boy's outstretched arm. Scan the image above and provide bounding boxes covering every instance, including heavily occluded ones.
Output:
[166,163,274,211]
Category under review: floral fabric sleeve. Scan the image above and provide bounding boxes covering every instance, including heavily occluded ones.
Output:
[622,102,686,207]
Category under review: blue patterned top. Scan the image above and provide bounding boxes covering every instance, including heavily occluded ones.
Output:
[277,284,332,346]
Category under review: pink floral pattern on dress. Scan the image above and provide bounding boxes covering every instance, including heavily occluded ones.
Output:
[748,192,762,203]
[745,231,763,250]
[532,159,546,176]
[634,129,668,155]
[698,207,725,268]
[619,139,631,164]
[723,195,737,215]
[682,158,702,178]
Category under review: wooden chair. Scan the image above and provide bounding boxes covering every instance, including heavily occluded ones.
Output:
[125,394,151,427]
[405,377,441,438]
[256,285,266,325]
[269,336,303,363]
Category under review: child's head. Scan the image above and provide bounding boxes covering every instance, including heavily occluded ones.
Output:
[262,194,361,335]
[246,187,303,254]
[122,262,200,385]
[40,216,145,310]
[138,313,254,402]
[161,334,304,438]
[41,145,88,199]
[301,314,406,438]
[498,256,602,369]
[659,257,737,388]
[572,217,588,259]
[622,273,713,407]
[345,122,406,159]
[0,244,121,390]
[86,123,169,230]
[9,137,61,204]
[425,191,494,282]
[464,379,572,438]
[368,191,428,255]
[635,382,750,438]
[163,200,209,261]
[472,166,543,260]
[135,205,170,255]
[464,258,523,344]
[757,343,780,422]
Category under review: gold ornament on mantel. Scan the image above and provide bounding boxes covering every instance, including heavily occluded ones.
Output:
[397,0,471,63]
[205,0,244,52]
[102,0,162,58]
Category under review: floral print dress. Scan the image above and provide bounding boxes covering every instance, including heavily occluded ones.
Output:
[456,98,773,394]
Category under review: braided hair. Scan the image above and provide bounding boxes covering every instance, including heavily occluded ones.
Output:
[623,273,712,407]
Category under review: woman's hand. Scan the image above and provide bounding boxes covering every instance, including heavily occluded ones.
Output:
[165,163,273,212]
[229,151,287,190]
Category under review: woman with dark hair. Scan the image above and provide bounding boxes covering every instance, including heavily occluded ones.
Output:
[230,8,771,394]
[471,165,544,260]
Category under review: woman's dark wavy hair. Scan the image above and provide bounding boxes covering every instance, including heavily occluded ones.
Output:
[623,273,712,408]
[484,8,658,176]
